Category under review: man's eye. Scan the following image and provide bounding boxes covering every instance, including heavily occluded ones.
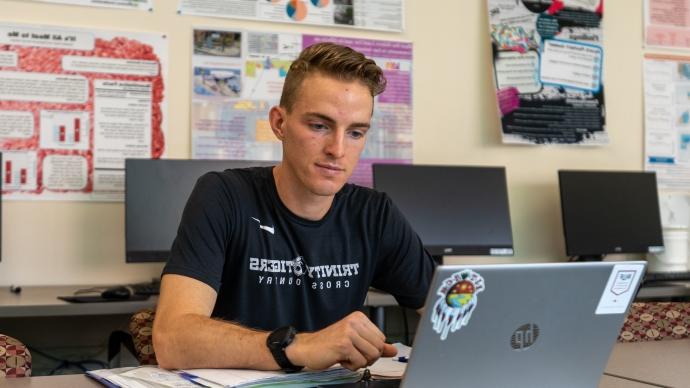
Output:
[309,123,328,130]
[349,130,365,139]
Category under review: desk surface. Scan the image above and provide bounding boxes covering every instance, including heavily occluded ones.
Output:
[637,281,690,300]
[0,286,397,319]
[0,370,663,388]
[0,375,100,388]
[605,338,690,387]
[0,285,158,318]
[2,340,687,388]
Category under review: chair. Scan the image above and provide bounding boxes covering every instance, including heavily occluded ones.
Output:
[618,302,690,342]
[0,334,32,377]
[129,308,158,365]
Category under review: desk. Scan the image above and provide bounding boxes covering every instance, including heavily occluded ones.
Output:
[0,286,158,318]
[0,285,160,363]
[604,339,690,387]
[0,375,100,388]
[2,340,687,388]
[0,374,662,388]
[0,286,395,330]
[637,282,690,301]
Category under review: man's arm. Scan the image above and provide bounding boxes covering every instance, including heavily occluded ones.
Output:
[153,274,275,370]
[153,274,397,371]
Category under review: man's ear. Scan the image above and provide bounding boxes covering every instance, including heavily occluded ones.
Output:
[269,106,286,140]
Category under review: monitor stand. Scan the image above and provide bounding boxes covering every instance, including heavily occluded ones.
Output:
[572,254,604,262]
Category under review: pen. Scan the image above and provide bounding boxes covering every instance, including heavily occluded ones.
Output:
[177,371,212,388]
[395,356,408,363]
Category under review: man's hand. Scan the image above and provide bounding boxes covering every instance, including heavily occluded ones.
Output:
[285,311,398,371]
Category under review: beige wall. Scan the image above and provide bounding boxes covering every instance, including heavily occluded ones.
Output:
[0,0,644,286]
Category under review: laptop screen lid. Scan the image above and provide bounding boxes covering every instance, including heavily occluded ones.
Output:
[401,261,646,388]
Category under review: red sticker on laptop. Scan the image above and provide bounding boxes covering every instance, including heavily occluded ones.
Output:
[431,269,485,340]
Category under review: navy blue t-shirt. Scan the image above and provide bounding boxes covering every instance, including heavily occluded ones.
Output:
[163,166,435,332]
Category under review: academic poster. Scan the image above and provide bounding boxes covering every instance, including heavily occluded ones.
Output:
[488,0,607,145]
[645,0,690,50]
[0,22,167,201]
[644,54,690,190]
[191,29,412,187]
[179,0,404,33]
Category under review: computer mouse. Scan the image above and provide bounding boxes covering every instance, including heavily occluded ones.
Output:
[101,286,132,300]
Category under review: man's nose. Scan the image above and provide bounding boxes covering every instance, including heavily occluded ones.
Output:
[324,131,345,158]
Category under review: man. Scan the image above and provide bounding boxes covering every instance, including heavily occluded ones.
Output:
[153,42,435,372]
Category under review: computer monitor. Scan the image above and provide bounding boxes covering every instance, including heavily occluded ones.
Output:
[558,170,664,261]
[372,164,514,262]
[125,159,275,263]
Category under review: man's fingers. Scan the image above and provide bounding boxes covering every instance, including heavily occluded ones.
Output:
[340,350,368,371]
[382,343,398,357]
[351,332,384,365]
[348,314,387,349]
[346,311,386,341]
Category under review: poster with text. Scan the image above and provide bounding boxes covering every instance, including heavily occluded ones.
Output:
[488,0,606,145]
[191,28,412,187]
[0,22,167,201]
[645,0,690,50]
[644,54,690,190]
[179,0,403,33]
[28,0,153,10]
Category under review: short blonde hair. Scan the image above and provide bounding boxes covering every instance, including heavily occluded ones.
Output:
[280,42,386,112]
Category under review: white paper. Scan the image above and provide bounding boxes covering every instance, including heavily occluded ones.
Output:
[0,51,17,67]
[1,151,38,191]
[93,80,153,169]
[644,54,690,190]
[178,0,404,33]
[540,40,602,92]
[369,343,410,378]
[0,111,34,139]
[0,72,88,104]
[595,263,645,315]
[39,110,90,150]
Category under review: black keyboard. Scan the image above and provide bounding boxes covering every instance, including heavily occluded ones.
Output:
[130,281,161,295]
[644,271,690,284]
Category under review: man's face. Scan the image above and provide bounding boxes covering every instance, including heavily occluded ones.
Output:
[271,73,373,197]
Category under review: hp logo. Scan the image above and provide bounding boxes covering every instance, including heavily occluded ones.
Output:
[511,323,539,351]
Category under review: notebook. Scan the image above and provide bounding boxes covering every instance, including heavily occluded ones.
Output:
[398,261,646,388]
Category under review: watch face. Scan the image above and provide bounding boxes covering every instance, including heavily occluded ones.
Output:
[269,326,295,349]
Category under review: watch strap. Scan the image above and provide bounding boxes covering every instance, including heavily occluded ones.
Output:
[266,326,304,373]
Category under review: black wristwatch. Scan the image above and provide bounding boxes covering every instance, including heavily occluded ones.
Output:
[266,326,304,373]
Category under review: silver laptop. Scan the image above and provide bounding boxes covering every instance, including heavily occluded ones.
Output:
[400,261,646,388]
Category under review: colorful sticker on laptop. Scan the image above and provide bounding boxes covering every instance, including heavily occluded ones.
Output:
[431,269,485,340]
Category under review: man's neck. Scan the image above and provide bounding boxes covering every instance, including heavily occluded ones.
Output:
[272,164,335,221]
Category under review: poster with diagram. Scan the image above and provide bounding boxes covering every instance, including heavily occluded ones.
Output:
[179,0,403,33]
[488,0,606,145]
[0,22,167,201]
[191,28,412,187]
[643,54,690,190]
